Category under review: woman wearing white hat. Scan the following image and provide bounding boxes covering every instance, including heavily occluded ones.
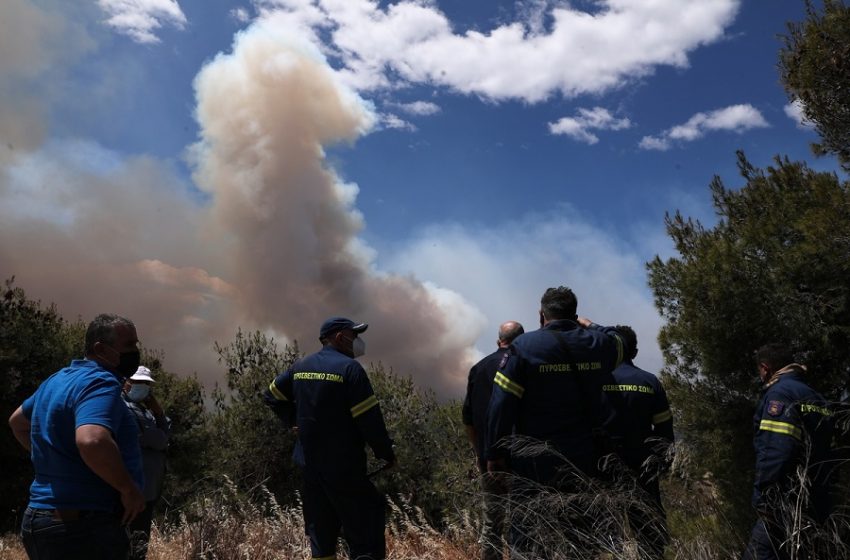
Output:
[123,366,171,560]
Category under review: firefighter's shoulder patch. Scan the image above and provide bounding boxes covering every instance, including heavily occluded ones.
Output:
[767,400,784,417]
[498,352,510,369]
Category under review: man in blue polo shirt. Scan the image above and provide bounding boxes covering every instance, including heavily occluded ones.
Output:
[8,313,146,560]
[264,316,396,560]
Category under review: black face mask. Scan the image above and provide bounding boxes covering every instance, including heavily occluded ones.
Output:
[115,350,141,378]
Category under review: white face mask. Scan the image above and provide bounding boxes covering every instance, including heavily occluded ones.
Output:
[127,384,151,402]
[352,337,366,358]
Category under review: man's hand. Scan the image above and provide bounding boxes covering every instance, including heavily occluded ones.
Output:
[145,393,164,418]
[120,484,146,524]
[76,424,145,523]
[576,316,593,328]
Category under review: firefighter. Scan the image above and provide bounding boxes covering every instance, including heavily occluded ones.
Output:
[485,286,625,557]
[462,320,524,560]
[264,317,395,560]
[743,343,835,560]
[605,325,674,559]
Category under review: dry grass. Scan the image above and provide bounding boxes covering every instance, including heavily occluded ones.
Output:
[3,436,848,560]
[0,498,476,560]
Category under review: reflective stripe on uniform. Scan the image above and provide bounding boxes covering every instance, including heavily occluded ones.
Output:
[351,394,378,418]
[759,419,801,440]
[494,371,524,398]
[268,381,287,401]
[313,556,336,560]
[652,409,672,424]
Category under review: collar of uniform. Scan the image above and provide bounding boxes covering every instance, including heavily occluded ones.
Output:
[764,363,806,388]
[542,319,580,331]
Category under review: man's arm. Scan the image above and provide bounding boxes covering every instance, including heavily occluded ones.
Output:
[263,369,296,428]
[76,424,146,523]
[347,365,396,467]
[486,348,523,471]
[753,397,799,513]
[9,406,31,452]
[652,384,675,443]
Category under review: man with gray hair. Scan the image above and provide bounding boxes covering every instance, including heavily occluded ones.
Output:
[463,320,524,560]
[9,313,146,560]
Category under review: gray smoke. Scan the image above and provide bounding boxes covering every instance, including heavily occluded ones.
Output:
[191,15,484,394]
[0,7,484,395]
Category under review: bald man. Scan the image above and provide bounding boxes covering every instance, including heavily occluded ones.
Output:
[462,320,524,560]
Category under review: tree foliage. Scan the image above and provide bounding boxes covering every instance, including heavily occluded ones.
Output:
[780,0,850,171]
[0,278,85,532]
[367,365,475,526]
[648,152,850,535]
[209,329,302,502]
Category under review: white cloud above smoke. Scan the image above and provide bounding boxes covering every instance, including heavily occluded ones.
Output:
[548,107,632,145]
[639,104,768,150]
[254,0,740,102]
[390,101,441,116]
[97,0,187,43]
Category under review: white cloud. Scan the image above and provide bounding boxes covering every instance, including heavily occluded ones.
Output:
[230,7,252,23]
[784,99,814,130]
[257,0,740,102]
[390,100,441,116]
[640,103,768,150]
[97,0,187,44]
[638,135,670,151]
[548,107,631,145]
[380,113,417,131]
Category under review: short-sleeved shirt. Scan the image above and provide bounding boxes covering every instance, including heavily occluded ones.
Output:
[265,346,394,474]
[22,359,144,511]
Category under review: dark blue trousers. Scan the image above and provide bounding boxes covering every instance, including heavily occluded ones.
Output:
[21,507,129,560]
[742,519,789,560]
[302,469,386,560]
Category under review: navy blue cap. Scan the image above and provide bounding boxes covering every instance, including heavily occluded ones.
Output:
[319,317,368,340]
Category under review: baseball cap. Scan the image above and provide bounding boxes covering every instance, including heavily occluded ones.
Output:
[319,317,368,340]
[129,366,156,383]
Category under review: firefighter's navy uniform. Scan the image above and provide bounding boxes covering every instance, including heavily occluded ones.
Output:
[264,342,394,560]
[462,347,512,560]
[744,364,835,560]
[485,319,624,555]
[486,319,625,474]
[605,360,674,559]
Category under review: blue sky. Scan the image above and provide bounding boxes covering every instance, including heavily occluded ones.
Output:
[0,0,834,395]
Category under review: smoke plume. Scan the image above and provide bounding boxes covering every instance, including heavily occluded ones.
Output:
[191,15,484,394]
[0,8,484,396]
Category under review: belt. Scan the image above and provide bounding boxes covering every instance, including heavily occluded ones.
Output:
[31,508,103,522]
